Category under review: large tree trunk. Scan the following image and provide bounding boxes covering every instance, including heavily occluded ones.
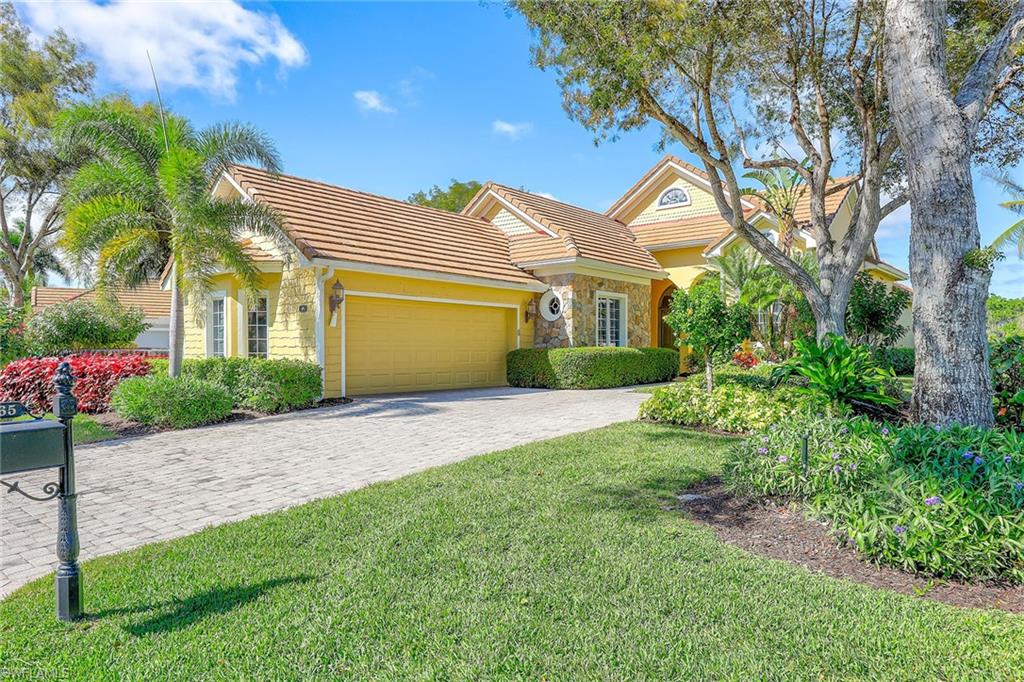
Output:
[168,266,184,378]
[884,0,995,427]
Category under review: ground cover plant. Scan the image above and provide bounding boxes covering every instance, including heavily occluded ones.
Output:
[1,423,1022,680]
[727,417,1024,582]
[992,335,1024,430]
[0,353,152,413]
[639,370,827,433]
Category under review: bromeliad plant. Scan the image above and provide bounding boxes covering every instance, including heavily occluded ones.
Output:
[771,334,899,414]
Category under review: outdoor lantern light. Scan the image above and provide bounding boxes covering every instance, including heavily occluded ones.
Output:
[525,297,537,323]
[329,279,345,327]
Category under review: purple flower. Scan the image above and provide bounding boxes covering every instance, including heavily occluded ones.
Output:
[924,496,942,507]
[833,465,842,473]
[832,452,841,461]
[1005,455,1013,464]
[974,456,985,466]
[962,451,974,459]
[778,455,789,463]
[757,447,769,455]
[1015,482,1024,492]
[893,525,907,535]
[881,427,890,436]
[849,462,857,471]
[839,427,849,435]
[762,436,770,444]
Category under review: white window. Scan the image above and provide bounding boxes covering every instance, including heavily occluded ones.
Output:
[247,296,269,358]
[209,297,226,357]
[657,187,690,208]
[596,292,627,347]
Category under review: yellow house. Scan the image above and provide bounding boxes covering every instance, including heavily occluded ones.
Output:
[180,156,910,398]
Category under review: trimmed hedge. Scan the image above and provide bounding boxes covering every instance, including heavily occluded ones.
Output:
[0,353,152,413]
[507,347,678,389]
[236,359,321,413]
[146,357,321,413]
[111,375,233,429]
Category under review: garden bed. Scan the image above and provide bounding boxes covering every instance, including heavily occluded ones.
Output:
[673,477,1024,614]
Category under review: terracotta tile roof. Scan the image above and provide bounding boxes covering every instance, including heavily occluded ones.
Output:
[227,166,540,287]
[631,212,747,250]
[483,184,664,274]
[31,281,170,318]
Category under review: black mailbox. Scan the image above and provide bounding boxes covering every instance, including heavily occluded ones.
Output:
[0,362,82,621]
[0,419,67,475]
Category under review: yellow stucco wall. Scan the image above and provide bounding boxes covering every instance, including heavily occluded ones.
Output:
[619,175,720,226]
[182,265,317,362]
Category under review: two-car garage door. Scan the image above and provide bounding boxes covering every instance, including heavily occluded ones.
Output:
[345,297,512,394]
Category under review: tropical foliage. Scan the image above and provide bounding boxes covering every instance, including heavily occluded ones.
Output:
[0,352,152,413]
[55,98,288,376]
[741,163,807,254]
[992,335,1024,430]
[988,294,1024,340]
[988,172,1024,258]
[0,4,93,307]
[112,374,233,428]
[770,334,899,413]
[665,274,750,391]
[845,273,911,348]
[726,417,1024,582]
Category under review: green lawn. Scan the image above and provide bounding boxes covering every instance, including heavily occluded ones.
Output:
[1,422,1020,680]
[11,413,115,445]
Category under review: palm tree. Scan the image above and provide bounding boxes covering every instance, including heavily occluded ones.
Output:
[709,247,763,300]
[742,164,808,255]
[55,98,289,376]
[1,219,68,297]
[988,173,1024,258]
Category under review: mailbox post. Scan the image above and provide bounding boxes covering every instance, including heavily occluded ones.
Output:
[0,361,82,621]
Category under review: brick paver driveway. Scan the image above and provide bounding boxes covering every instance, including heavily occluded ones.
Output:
[1,386,647,596]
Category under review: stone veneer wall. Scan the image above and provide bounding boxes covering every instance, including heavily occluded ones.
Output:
[532,273,651,348]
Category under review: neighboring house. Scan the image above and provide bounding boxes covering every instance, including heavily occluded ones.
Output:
[30,281,171,350]
[180,156,910,397]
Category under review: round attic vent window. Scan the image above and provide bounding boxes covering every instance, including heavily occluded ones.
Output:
[540,290,563,322]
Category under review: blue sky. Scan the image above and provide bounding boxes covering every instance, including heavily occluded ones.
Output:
[19,1,1022,296]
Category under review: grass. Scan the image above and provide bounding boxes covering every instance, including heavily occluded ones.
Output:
[1,422,1021,680]
[10,413,115,445]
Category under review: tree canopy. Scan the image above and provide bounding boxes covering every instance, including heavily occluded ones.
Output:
[408,179,482,213]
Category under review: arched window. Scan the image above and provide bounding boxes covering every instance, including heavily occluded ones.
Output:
[657,187,690,208]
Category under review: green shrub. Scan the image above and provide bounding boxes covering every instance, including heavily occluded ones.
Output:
[0,302,29,365]
[726,417,1024,582]
[111,375,233,429]
[992,335,1024,429]
[771,334,898,412]
[638,381,827,433]
[26,299,146,354]
[873,347,915,375]
[507,347,678,389]
[236,359,321,413]
[145,357,321,412]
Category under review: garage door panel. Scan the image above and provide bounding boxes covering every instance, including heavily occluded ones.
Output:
[345,298,511,395]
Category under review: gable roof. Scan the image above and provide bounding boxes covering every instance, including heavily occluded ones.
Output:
[31,281,170,318]
[226,165,543,289]
[464,183,665,275]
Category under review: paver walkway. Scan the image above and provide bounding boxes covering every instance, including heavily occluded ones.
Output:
[1,386,646,596]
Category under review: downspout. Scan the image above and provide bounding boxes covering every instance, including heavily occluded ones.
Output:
[315,266,335,399]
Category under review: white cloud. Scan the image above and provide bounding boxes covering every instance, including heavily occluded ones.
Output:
[353,90,396,114]
[492,120,533,140]
[397,66,434,101]
[21,0,306,100]
[536,192,559,201]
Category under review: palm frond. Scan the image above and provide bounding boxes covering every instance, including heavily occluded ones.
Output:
[95,227,163,293]
[198,121,282,178]
[991,218,1024,258]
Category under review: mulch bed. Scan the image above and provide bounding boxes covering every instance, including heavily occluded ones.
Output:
[87,396,354,442]
[671,477,1024,614]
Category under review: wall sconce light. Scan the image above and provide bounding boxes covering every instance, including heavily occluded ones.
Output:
[525,297,537,323]
[329,279,345,327]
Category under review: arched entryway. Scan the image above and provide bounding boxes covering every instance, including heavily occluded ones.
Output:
[657,285,677,348]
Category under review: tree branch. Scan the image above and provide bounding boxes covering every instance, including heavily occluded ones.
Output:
[956,0,1024,130]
